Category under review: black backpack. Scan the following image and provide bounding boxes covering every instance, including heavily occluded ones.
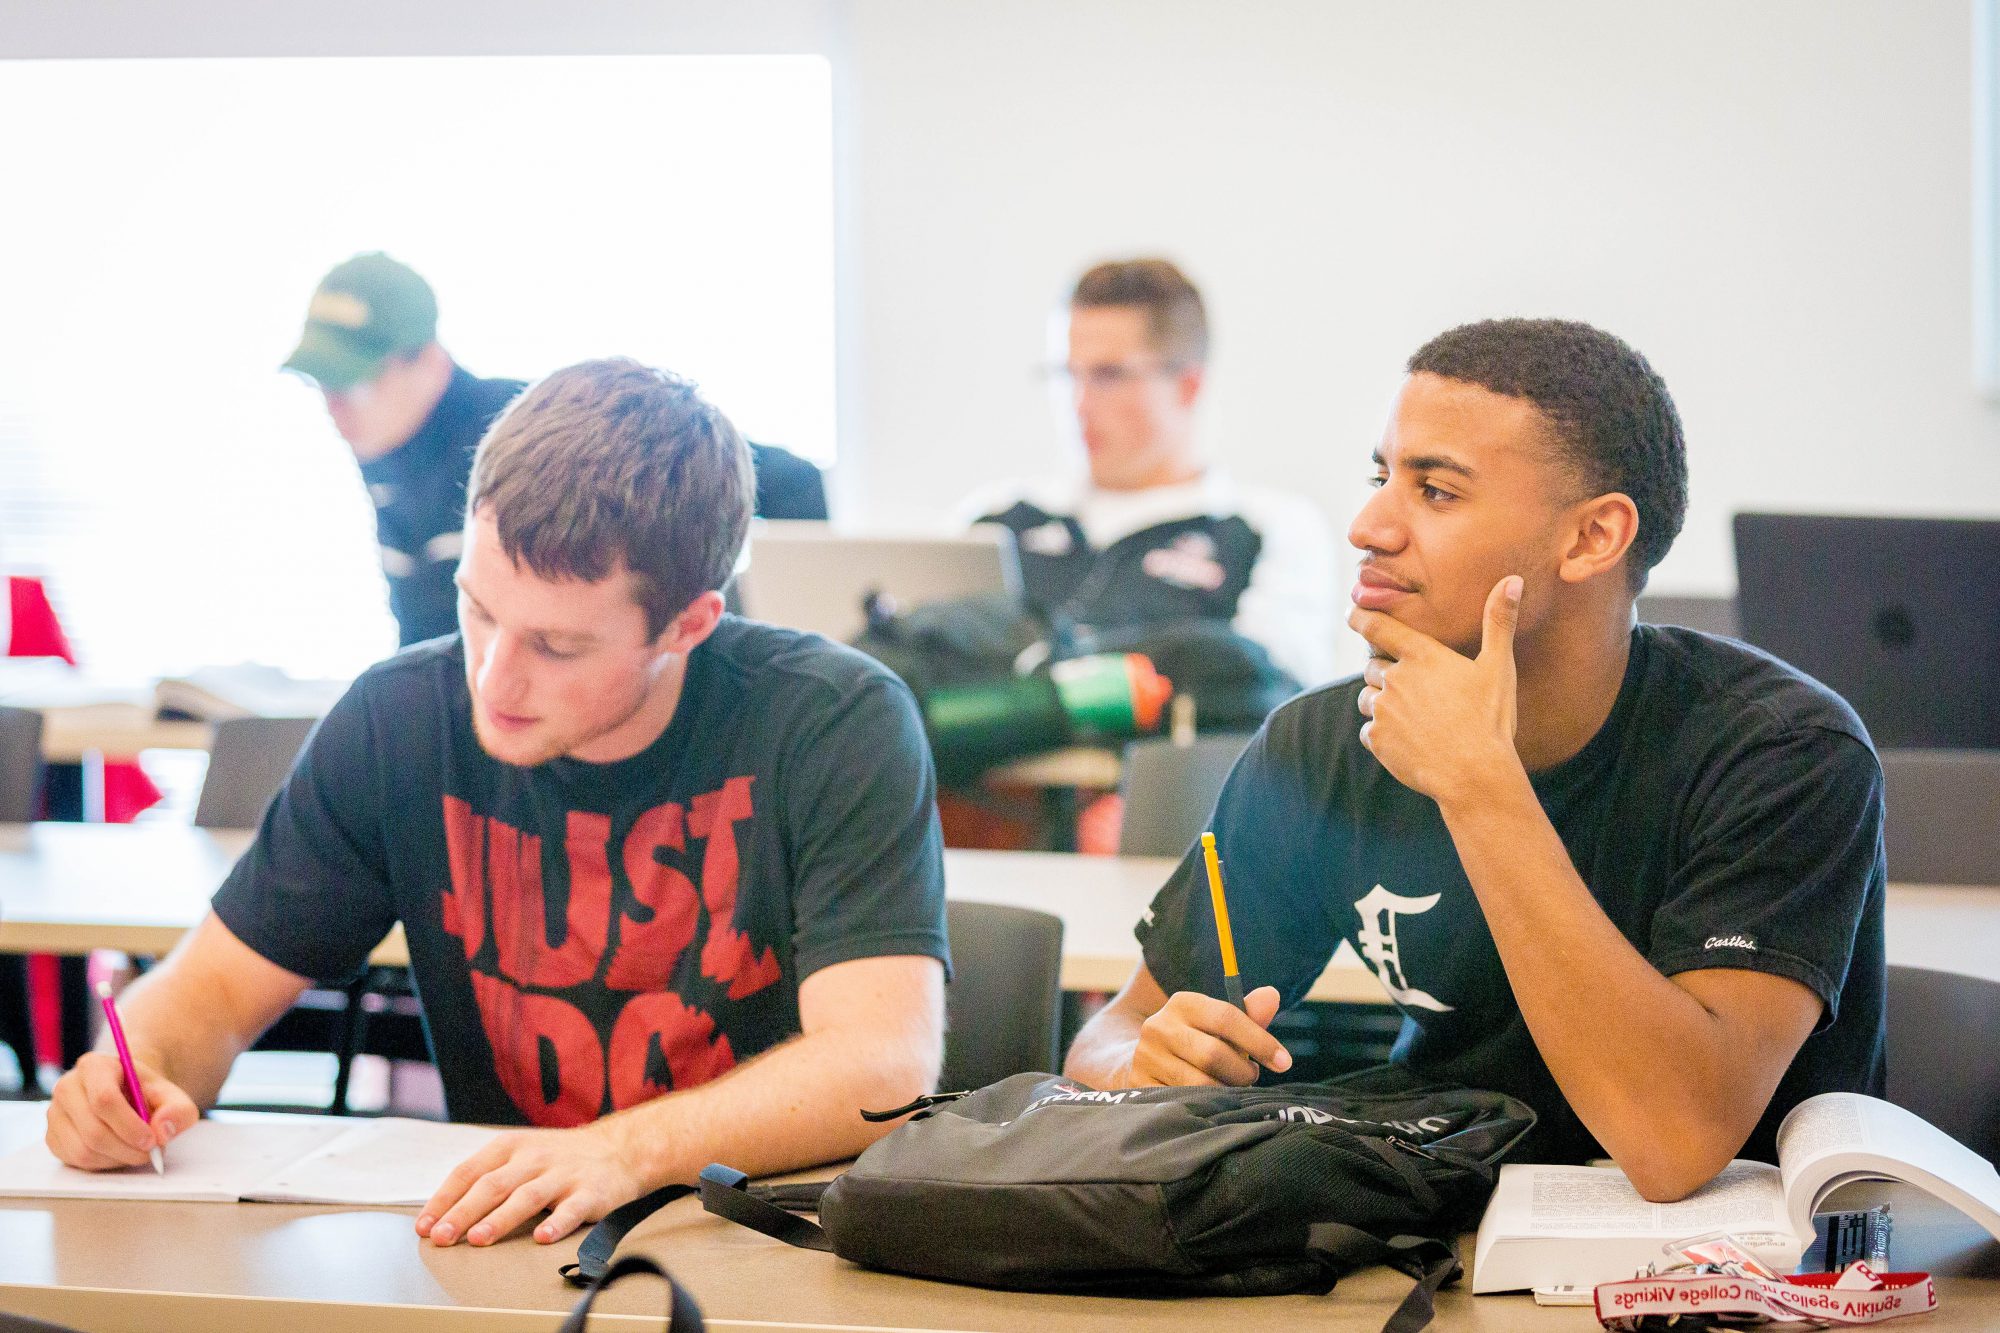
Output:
[699,1066,1535,1333]
[850,593,1299,785]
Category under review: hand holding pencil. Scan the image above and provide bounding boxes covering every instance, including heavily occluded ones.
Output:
[1199,833,1247,1012]
[42,987,198,1174]
[1119,831,1292,1087]
[95,980,164,1174]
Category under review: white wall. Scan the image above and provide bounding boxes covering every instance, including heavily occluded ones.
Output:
[838,0,2000,601]
[5,0,1996,607]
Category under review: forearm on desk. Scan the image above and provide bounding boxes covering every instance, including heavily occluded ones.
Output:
[1439,768,1803,1199]
[604,960,943,1188]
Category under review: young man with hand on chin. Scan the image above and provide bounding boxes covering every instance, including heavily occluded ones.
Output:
[47,359,949,1247]
[1065,319,1885,1202]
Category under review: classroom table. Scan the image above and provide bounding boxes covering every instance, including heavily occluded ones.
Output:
[983,745,1123,792]
[0,823,1398,1005]
[6,822,2000,997]
[0,1102,1995,1332]
[36,704,212,767]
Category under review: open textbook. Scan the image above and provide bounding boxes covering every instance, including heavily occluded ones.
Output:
[152,663,347,722]
[0,1116,495,1206]
[1473,1092,2000,1293]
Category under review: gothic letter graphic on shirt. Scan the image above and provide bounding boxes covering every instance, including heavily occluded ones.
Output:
[1353,883,1454,1012]
[440,779,782,1126]
[441,795,488,958]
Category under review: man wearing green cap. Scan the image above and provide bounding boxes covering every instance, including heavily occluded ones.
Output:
[287,254,830,650]
[284,253,526,648]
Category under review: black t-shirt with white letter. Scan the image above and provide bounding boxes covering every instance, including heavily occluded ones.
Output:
[1138,625,1886,1165]
[213,617,950,1127]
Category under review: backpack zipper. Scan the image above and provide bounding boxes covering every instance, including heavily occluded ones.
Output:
[861,1090,970,1122]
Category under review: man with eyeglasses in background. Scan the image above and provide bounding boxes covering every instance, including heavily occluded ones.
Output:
[286,254,830,651]
[961,258,1338,689]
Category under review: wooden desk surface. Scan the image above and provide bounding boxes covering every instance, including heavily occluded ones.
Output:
[0,823,407,970]
[4,823,1996,1010]
[38,704,213,764]
[0,1103,1995,1332]
[0,825,1393,1004]
[983,746,1123,791]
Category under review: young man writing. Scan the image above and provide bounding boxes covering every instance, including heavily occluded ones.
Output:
[1065,319,1885,1202]
[47,359,950,1246]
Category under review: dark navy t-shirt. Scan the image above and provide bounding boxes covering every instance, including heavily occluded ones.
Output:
[213,617,950,1127]
[357,366,523,647]
[1138,625,1887,1165]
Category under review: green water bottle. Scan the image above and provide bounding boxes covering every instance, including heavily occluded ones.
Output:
[920,653,1174,783]
[1049,653,1174,739]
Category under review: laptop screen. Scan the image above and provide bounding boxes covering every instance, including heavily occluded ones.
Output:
[1732,513,2000,749]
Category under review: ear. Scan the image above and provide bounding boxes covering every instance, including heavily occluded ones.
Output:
[1556,492,1640,586]
[1174,362,1206,409]
[653,590,727,659]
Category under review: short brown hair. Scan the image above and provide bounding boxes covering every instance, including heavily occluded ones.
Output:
[1070,258,1209,366]
[466,358,754,638]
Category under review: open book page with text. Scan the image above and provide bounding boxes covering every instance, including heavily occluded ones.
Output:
[1776,1092,2000,1245]
[1501,1159,1795,1246]
[1471,1160,1804,1292]
[0,1119,342,1203]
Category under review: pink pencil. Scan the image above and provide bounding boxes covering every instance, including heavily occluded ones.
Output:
[94,980,164,1175]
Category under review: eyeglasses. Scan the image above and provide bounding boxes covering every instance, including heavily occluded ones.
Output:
[1040,360,1185,394]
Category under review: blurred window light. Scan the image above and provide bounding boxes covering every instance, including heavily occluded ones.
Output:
[0,54,834,681]
[1978,0,2000,398]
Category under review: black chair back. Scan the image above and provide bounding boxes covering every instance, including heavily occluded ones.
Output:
[940,901,1063,1092]
[192,715,316,829]
[1117,733,1253,858]
[0,706,45,823]
[1885,964,2000,1163]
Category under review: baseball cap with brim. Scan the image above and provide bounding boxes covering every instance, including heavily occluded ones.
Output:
[281,251,438,392]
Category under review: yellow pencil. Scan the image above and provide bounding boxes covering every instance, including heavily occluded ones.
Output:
[1199,832,1247,1010]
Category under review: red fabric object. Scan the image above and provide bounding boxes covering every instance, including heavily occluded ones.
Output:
[7,576,77,664]
[7,575,166,1065]
[100,765,162,825]
[4,574,162,822]
[24,955,59,1072]
[1074,792,1124,857]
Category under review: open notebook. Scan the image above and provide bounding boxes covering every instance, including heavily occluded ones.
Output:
[0,1116,497,1205]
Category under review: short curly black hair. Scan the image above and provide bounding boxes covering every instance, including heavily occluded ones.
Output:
[1406,318,1687,593]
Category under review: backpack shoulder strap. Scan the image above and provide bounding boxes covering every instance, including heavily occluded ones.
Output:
[560,1183,694,1288]
[557,1254,705,1333]
[1307,1223,1460,1333]
[698,1164,834,1252]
